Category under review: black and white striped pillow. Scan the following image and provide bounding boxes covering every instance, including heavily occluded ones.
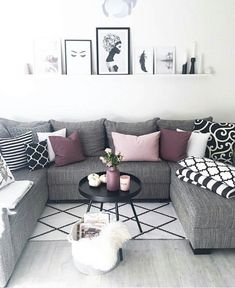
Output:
[176,167,235,199]
[0,131,33,171]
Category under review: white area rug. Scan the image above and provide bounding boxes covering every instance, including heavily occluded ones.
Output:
[30,202,186,241]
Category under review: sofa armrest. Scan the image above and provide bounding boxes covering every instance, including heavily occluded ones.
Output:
[0,208,15,288]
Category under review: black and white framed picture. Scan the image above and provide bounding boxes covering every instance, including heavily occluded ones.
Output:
[34,39,62,74]
[96,27,130,75]
[133,47,154,74]
[65,40,92,75]
[155,46,176,74]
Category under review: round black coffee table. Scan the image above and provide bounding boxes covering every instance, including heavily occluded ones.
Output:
[79,172,143,234]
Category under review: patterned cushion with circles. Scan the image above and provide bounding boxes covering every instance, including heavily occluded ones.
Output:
[25,140,50,171]
[194,119,235,164]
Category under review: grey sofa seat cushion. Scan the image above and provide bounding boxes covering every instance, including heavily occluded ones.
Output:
[169,162,235,229]
[47,157,170,186]
[119,160,170,184]
[105,118,159,151]
[9,168,48,259]
[47,157,105,185]
[157,116,213,131]
[50,119,106,157]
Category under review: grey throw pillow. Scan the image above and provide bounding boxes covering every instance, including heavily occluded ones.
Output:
[0,124,10,138]
[105,118,159,151]
[50,119,106,157]
[156,116,213,131]
[8,123,52,143]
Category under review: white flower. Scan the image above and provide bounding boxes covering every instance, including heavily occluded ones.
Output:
[105,148,112,154]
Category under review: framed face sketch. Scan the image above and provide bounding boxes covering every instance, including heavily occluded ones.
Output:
[133,47,154,74]
[65,40,92,75]
[96,27,130,75]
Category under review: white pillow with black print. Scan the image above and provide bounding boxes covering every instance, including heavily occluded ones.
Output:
[177,129,210,158]
[178,156,235,188]
[0,154,15,190]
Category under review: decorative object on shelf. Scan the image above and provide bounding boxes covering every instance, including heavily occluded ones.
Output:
[102,0,137,17]
[189,57,196,74]
[133,47,154,74]
[24,63,33,74]
[120,175,130,191]
[155,46,176,74]
[182,52,188,74]
[100,148,123,191]
[64,40,92,75]
[190,42,196,74]
[34,39,61,74]
[96,27,130,75]
[87,173,101,187]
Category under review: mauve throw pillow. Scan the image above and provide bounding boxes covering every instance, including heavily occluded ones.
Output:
[112,131,161,161]
[49,131,85,167]
[160,129,191,161]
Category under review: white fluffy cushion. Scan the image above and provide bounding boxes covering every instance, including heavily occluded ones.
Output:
[0,154,15,190]
[177,129,210,157]
[37,128,66,162]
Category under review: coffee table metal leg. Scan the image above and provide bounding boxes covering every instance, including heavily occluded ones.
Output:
[115,202,123,261]
[87,200,93,212]
[130,200,143,233]
[100,202,103,211]
[115,202,119,221]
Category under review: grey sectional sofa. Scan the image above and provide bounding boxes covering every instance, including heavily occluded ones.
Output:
[0,116,235,287]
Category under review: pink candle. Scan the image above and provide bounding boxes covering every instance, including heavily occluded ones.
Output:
[120,175,130,191]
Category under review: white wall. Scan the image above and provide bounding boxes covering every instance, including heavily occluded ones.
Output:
[0,0,234,122]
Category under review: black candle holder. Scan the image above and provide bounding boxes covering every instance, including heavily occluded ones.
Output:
[190,57,196,74]
[182,63,187,74]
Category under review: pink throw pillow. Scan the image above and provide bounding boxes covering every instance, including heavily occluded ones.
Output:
[112,131,161,161]
[49,131,85,167]
[160,129,191,161]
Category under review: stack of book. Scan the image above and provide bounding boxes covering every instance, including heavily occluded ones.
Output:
[79,212,110,240]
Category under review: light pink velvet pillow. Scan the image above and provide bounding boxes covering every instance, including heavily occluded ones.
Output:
[112,131,161,161]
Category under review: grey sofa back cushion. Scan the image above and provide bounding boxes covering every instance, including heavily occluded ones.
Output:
[105,118,159,151]
[50,119,106,156]
[0,124,10,138]
[157,116,213,131]
[7,123,52,143]
[0,117,49,128]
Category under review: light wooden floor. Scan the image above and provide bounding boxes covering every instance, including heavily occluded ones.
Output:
[7,240,235,288]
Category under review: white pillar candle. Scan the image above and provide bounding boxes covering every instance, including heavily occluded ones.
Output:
[192,42,196,58]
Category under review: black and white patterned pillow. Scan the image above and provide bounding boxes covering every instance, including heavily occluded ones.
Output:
[194,119,235,164]
[25,140,50,171]
[178,156,235,188]
[176,167,235,199]
[0,131,33,171]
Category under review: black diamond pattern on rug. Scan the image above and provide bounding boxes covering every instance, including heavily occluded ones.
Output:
[29,202,186,241]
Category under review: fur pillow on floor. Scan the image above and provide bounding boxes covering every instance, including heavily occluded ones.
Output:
[71,221,131,272]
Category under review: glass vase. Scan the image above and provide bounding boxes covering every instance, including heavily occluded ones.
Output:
[106,166,120,191]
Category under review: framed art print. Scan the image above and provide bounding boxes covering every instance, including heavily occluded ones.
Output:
[133,47,154,74]
[34,39,62,74]
[155,46,176,74]
[65,40,92,75]
[96,27,130,75]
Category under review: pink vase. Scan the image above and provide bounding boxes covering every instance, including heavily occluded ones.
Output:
[106,167,120,191]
